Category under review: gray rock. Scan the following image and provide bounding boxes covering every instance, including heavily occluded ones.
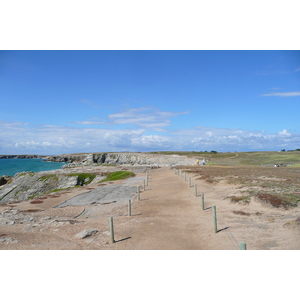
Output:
[75,228,98,239]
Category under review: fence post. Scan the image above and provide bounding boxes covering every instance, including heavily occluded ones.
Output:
[184,172,187,181]
[137,186,140,201]
[212,205,217,233]
[239,242,246,250]
[143,179,145,191]
[109,216,115,243]
[146,171,148,186]
[194,184,197,197]
[201,193,205,210]
[128,199,131,216]
[188,177,191,187]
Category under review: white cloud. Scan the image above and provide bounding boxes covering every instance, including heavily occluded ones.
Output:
[1,119,300,155]
[108,107,189,131]
[260,91,300,97]
[278,129,291,137]
[73,107,189,132]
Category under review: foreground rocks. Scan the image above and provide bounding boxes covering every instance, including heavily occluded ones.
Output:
[75,228,98,239]
[0,170,106,204]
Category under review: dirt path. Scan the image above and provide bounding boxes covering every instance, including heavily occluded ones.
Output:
[104,167,237,250]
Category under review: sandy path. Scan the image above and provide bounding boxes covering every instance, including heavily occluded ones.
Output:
[104,167,236,250]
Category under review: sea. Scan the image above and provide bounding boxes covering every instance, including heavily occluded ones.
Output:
[0,159,66,177]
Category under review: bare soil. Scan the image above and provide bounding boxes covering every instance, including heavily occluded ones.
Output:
[1,165,300,250]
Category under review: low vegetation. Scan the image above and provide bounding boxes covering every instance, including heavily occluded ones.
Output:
[182,163,300,209]
[68,173,96,186]
[100,171,135,182]
[150,150,300,166]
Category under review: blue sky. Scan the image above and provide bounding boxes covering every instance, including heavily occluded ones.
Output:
[0,50,300,154]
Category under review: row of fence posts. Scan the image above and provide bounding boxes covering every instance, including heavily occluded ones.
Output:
[109,168,149,244]
[175,167,247,250]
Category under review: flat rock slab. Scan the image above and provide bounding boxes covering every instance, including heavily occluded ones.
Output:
[55,184,137,208]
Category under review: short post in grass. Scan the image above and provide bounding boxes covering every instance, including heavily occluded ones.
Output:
[109,216,115,244]
[128,199,131,216]
[212,205,217,233]
[201,193,205,210]
[239,242,246,250]
[137,186,140,201]
[194,184,197,197]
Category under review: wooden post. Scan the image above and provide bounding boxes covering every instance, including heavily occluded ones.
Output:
[239,242,246,250]
[143,179,145,191]
[188,177,191,187]
[146,172,148,186]
[201,193,205,210]
[194,184,197,197]
[128,199,131,216]
[137,186,140,201]
[212,205,217,233]
[109,216,115,243]
[184,172,187,181]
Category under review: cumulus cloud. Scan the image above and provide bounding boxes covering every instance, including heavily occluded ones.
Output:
[1,119,300,155]
[278,129,291,137]
[172,126,300,152]
[73,107,189,132]
[108,107,189,131]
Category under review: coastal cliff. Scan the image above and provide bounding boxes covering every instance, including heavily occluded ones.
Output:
[0,155,46,159]
[45,152,196,167]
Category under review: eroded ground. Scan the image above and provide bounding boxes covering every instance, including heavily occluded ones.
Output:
[1,164,300,250]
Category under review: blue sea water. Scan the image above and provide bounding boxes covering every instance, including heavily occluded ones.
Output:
[0,159,66,177]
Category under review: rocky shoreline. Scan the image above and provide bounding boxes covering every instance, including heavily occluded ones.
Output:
[0,153,197,205]
[0,155,46,159]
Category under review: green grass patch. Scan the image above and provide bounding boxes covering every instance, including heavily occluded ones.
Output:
[68,173,97,185]
[100,171,135,182]
[38,174,58,182]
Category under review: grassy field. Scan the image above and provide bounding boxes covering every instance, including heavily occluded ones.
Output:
[150,150,300,166]
[179,164,300,208]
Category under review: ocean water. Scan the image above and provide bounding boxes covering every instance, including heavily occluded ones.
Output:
[0,159,66,177]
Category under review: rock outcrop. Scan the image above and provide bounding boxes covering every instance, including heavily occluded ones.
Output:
[46,152,196,167]
[0,155,46,159]
[0,171,104,204]
[0,153,197,204]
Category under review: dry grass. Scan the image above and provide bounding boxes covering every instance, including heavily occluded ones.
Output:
[183,165,300,209]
